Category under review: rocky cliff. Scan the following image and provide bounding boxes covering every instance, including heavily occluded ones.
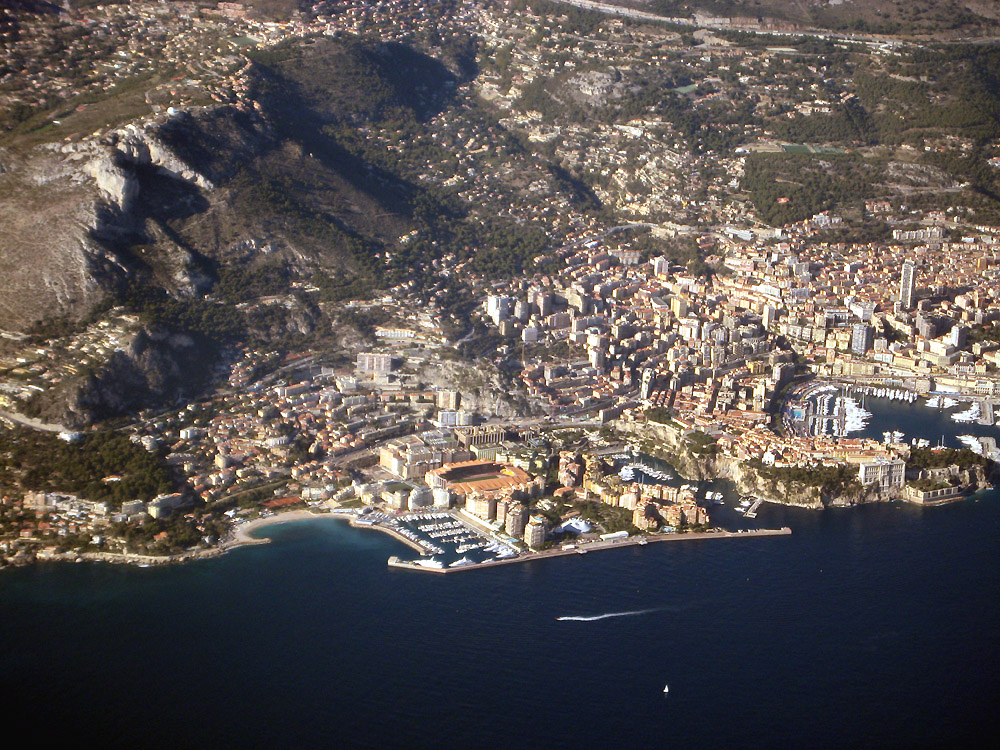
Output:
[620,420,894,509]
[0,110,227,333]
[28,325,217,429]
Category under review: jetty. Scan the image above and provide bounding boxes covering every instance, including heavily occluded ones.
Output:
[386,527,792,574]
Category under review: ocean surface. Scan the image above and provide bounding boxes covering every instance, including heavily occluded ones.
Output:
[2,400,999,749]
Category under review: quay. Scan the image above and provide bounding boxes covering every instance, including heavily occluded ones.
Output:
[386,526,792,574]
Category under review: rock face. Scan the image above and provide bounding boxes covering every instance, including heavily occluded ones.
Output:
[36,326,212,428]
[81,116,214,215]
[621,420,884,509]
[0,111,218,333]
[0,150,112,331]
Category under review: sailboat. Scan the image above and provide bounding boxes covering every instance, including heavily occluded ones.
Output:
[663,684,669,694]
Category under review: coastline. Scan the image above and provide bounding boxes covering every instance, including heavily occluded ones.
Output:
[45,507,424,569]
[2,508,337,570]
[3,506,789,572]
[387,526,793,574]
[228,509,330,546]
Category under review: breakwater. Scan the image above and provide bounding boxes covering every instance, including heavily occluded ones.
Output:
[387,526,792,574]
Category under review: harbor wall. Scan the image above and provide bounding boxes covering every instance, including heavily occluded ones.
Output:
[388,527,793,574]
[619,420,882,509]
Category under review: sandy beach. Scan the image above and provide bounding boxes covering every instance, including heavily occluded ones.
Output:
[10,507,789,572]
[228,509,332,546]
[3,509,343,570]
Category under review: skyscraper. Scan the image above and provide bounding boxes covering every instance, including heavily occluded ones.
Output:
[852,323,874,355]
[900,261,917,310]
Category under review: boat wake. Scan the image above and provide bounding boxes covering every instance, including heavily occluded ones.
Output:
[556,608,660,622]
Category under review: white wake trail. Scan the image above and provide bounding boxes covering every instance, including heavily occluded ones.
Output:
[556,608,659,622]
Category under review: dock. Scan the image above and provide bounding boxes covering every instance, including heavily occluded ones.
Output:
[744,498,764,518]
[386,526,792,574]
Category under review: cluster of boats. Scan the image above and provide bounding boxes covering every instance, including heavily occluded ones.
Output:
[925,396,985,424]
[423,525,470,540]
[808,390,871,437]
[957,435,985,455]
[619,463,673,483]
[483,540,518,558]
[402,512,520,569]
[879,432,932,448]
[353,511,392,526]
[840,397,872,434]
[412,553,474,569]
[925,395,960,409]
[849,386,918,403]
[952,402,982,424]
[704,491,725,505]
[389,521,444,556]
[411,540,519,570]
[734,496,761,517]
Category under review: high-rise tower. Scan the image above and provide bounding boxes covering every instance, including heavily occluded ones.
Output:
[900,261,917,310]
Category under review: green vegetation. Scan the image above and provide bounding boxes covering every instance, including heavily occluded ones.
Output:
[242,34,563,286]
[574,499,638,534]
[741,153,877,225]
[645,407,673,424]
[121,285,243,343]
[215,260,290,304]
[968,323,1000,345]
[331,307,391,341]
[907,447,987,470]
[908,477,951,492]
[750,460,862,497]
[650,0,999,35]
[684,431,718,456]
[109,515,205,555]
[0,428,173,508]
[630,232,713,276]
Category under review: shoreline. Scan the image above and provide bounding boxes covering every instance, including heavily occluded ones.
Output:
[228,509,330,546]
[6,480,992,571]
[1,508,338,570]
[387,526,793,574]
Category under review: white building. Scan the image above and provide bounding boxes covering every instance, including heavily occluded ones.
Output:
[858,459,905,489]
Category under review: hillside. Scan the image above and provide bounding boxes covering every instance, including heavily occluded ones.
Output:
[634,0,1000,36]
[4,0,1000,425]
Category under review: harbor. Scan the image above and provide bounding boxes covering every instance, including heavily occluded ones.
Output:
[788,380,1000,444]
[386,526,793,574]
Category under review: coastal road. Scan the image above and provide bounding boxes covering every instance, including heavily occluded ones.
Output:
[0,409,71,434]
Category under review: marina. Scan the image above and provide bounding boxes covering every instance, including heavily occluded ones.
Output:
[386,526,792,574]
[788,381,1000,438]
[335,508,520,568]
[618,463,673,483]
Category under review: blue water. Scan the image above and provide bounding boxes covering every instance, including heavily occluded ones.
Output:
[1,399,998,749]
[854,394,998,449]
[2,499,998,749]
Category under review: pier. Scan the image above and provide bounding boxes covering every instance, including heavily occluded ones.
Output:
[386,527,793,574]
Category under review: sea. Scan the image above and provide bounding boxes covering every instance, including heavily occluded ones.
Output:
[2,397,999,749]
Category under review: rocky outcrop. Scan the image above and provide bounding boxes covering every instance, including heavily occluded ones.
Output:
[0,150,120,330]
[0,110,223,332]
[83,152,139,212]
[23,326,215,428]
[69,326,205,423]
[114,121,214,191]
[619,420,887,509]
[81,115,214,214]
